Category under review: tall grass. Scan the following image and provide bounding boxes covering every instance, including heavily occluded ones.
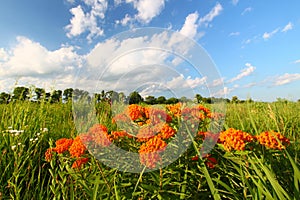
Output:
[0,100,299,199]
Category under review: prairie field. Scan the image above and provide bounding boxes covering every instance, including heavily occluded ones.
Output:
[0,99,299,200]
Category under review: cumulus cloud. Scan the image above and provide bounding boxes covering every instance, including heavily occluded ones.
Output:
[179,12,199,39]
[115,14,132,26]
[273,73,300,86]
[212,87,233,97]
[0,30,222,98]
[199,3,223,27]
[281,22,293,32]
[0,36,81,78]
[65,0,108,42]
[128,0,165,24]
[262,28,279,40]
[228,63,255,83]
[83,29,222,96]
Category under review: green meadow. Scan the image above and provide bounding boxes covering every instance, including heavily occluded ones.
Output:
[0,97,299,199]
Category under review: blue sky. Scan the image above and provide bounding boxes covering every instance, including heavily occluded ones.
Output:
[0,0,299,101]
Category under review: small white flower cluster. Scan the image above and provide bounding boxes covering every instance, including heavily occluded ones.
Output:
[29,127,49,144]
[11,142,25,150]
[4,126,49,150]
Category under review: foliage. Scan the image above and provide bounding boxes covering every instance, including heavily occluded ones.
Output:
[0,93,299,199]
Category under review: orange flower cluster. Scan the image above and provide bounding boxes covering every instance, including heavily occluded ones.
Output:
[53,138,73,153]
[69,136,87,158]
[159,123,176,139]
[166,103,182,118]
[127,104,146,121]
[139,135,167,168]
[72,157,89,169]
[45,136,89,169]
[85,124,112,147]
[219,128,254,151]
[181,105,211,122]
[111,130,133,140]
[197,131,220,142]
[148,108,172,125]
[256,131,290,150]
[136,125,157,142]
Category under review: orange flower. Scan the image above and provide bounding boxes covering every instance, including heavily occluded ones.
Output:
[147,108,172,125]
[69,136,87,158]
[72,157,89,169]
[256,131,290,150]
[45,148,54,162]
[136,125,156,142]
[159,123,176,139]
[112,113,131,124]
[198,131,220,142]
[88,124,111,147]
[111,130,133,140]
[88,124,108,133]
[127,104,145,121]
[166,103,182,118]
[53,138,73,154]
[198,104,211,115]
[139,135,167,168]
[219,128,254,151]
[206,157,217,169]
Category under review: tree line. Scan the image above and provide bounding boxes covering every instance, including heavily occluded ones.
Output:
[0,86,284,105]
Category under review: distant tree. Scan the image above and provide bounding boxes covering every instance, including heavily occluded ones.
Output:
[166,97,179,104]
[156,96,166,104]
[13,86,29,101]
[63,88,73,102]
[35,88,45,100]
[231,96,239,103]
[195,94,203,103]
[202,97,212,104]
[0,92,11,104]
[45,92,51,102]
[128,91,143,104]
[145,96,156,105]
[106,90,119,102]
[50,90,62,103]
[179,96,189,103]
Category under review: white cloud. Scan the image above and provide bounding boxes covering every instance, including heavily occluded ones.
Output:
[232,0,239,6]
[179,12,199,39]
[281,22,293,32]
[262,28,279,40]
[212,87,233,97]
[241,7,252,15]
[210,78,224,87]
[65,1,108,42]
[273,73,300,86]
[0,36,81,78]
[66,0,75,4]
[129,0,165,24]
[229,32,240,37]
[228,63,255,83]
[114,0,122,6]
[199,3,223,27]
[293,59,300,64]
[0,48,9,62]
[116,14,132,26]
